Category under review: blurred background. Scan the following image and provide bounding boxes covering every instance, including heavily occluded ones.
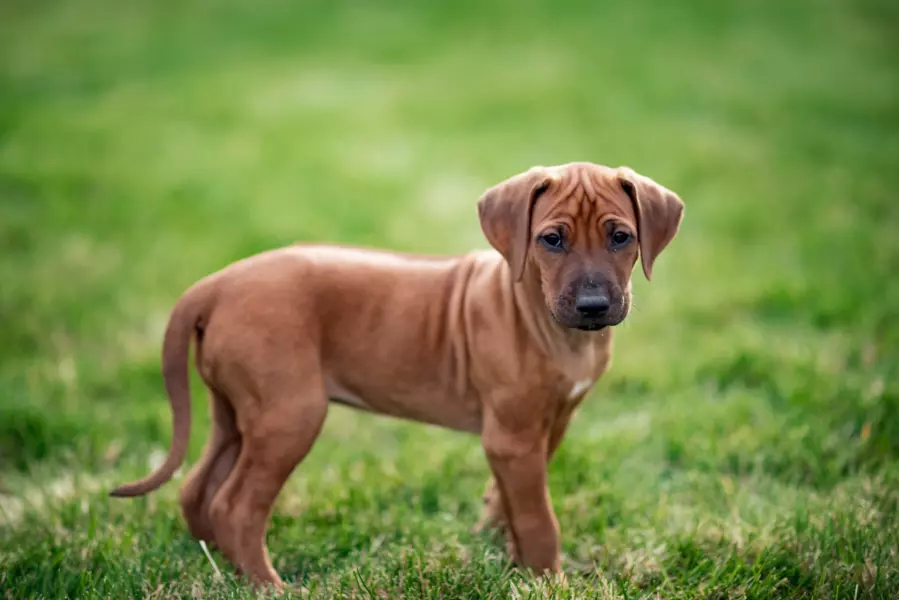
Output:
[1,0,898,597]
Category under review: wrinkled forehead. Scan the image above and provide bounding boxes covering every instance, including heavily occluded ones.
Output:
[533,164,636,227]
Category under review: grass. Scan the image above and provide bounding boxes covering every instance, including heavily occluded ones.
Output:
[2,0,898,597]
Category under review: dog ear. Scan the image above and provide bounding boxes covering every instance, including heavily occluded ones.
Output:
[616,167,685,281]
[477,167,556,281]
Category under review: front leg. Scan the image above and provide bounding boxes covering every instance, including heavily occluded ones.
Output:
[473,477,505,535]
[475,405,576,535]
[481,412,561,574]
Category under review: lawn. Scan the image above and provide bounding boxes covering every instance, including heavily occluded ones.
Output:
[1,0,898,597]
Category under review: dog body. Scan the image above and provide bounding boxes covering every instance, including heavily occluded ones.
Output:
[111,162,683,588]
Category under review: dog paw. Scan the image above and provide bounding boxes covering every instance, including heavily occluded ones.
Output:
[504,532,522,565]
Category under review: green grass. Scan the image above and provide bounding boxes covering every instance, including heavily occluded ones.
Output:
[2,0,898,597]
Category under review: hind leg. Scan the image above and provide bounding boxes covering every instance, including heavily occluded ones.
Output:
[208,374,329,588]
[179,390,240,544]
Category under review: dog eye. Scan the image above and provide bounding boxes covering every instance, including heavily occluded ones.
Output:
[611,231,632,247]
[540,232,564,250]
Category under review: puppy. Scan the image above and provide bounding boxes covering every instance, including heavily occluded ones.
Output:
[110,162,684,588]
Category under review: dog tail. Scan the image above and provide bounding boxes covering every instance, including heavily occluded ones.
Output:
[109,277,215,498]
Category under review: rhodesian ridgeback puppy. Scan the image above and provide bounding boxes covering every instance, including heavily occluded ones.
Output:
[110,162,684,588]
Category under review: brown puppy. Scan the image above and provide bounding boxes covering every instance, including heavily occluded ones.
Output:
[110,162,684,588]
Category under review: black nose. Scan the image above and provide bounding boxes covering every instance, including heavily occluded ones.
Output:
[575,293,611,317]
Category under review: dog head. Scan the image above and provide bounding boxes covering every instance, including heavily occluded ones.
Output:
[477,162,684,331]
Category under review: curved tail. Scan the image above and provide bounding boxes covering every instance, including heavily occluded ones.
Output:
[109,279,214,498]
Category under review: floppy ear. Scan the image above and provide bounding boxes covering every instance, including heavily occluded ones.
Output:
[477,167,555,281]
[617,166,685,281]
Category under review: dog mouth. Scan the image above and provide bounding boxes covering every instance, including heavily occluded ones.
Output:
[549,310,615,332]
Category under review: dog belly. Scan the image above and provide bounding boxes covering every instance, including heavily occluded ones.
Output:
[323,374,481,433]
[324,377,375,411]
